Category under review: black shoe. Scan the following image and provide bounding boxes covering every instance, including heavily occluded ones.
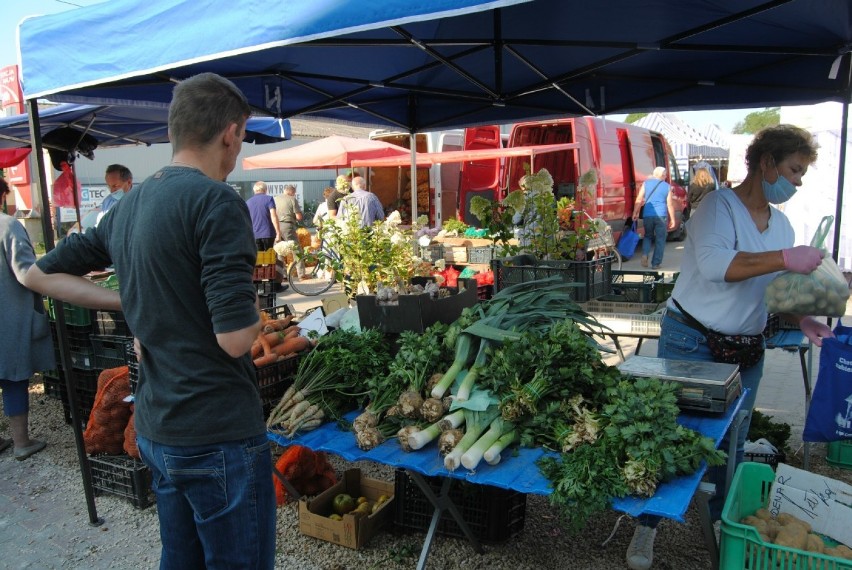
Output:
[275,283,289,292]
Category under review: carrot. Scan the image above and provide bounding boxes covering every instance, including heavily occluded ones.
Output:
[250,341,263,359]
[253,353,278,367]
[272,335,312,357]
[262,315,294,333]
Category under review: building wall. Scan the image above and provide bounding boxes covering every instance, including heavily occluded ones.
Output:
[68,137,337,206]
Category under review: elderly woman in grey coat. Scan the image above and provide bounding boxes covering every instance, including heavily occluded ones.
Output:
[0,178,55,460]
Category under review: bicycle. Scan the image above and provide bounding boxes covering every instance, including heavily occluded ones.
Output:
[286,240,342,296]
[584,215,623,271]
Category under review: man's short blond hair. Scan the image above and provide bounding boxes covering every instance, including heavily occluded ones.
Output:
[253,181,267,193]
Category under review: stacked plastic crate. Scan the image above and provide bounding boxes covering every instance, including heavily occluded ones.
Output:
[254,248,278,309]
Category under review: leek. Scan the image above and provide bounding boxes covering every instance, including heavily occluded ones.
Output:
[444,407,499,471]
[460,417,513,470]
[483,429,519,465]
[408,410,464,450]
[431,332,476,399]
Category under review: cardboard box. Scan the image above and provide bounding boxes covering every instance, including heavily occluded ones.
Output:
[298,468,394,549]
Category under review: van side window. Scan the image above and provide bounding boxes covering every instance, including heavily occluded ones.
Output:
[650,136,666,169]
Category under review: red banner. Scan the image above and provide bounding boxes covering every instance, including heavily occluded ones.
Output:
[1,65,31,210]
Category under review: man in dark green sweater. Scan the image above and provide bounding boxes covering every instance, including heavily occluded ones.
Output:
[25,73,275,569]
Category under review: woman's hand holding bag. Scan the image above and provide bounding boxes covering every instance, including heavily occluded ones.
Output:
[765,215,850,317]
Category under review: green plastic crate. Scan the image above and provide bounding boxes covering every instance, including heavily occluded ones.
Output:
[720,462,852,569]
[826,439,852,469]
[45,297,92,327]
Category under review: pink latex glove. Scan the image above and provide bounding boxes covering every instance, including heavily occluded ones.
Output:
[782,246,823,274]
[799,316,834,347]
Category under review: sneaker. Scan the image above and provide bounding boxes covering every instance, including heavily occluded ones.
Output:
[627,525,656,570]
[641,256,649,268]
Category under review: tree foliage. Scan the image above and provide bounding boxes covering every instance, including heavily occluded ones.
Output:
[624,113,648,124]
[732,108,780,134]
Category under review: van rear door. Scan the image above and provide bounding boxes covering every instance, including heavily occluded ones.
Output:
[458,125,502,225]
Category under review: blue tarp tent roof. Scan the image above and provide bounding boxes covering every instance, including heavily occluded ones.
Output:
[17,0,852,132]
[0,103,291,148]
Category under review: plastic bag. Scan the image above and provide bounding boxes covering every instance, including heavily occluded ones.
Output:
[765,215,850,317]
[803,320,852,442]
[616,221,640,260]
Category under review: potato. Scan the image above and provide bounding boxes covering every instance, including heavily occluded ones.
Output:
[764,519,781,540]
[775,526,808,551]
[777,512,812,533]
[755,508,772,521]
[806,533,825,553]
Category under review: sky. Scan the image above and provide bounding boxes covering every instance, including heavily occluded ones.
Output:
[0,0,762,134]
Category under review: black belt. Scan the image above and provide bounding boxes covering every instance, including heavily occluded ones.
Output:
[664,308,700,332]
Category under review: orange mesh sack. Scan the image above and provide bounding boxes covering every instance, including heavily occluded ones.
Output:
[83,366,131,455]
[123,404,140,460]
[272,446,337,505]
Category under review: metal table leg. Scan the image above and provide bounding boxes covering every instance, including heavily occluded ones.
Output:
[727,409,748,492]
[799,343,812,470]
[272,464,301,500]
[406,471,483,570]
[695,482,719,570]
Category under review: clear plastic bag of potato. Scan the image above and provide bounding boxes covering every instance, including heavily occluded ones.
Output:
[765,215,850,317]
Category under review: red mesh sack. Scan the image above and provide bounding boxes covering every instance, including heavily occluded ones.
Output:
[83,366,131,455]
[123,404,140,460]
[272,446,336,505]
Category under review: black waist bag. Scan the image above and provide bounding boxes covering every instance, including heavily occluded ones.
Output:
[672,299,765,369]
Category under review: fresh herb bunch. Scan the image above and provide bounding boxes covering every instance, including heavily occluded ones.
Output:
[748,410,791,452]
[441,218,469,235]
[537,375,725,532]
[383,323,452,397]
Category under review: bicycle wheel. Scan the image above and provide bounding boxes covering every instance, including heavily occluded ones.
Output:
[287,260,336,296]
[610,247,623,271]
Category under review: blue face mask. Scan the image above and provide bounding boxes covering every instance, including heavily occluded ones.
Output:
[762,167,797,204]
[112,190,125,202]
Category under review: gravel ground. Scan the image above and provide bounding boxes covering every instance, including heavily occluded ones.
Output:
[2,369,852,570]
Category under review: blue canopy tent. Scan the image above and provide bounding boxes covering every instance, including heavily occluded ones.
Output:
[15,0,852,526]
[17,0,852,243]
[0,102,291,148]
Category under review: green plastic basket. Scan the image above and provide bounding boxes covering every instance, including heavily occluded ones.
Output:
[720,462,852,569]
[826,439,852,469]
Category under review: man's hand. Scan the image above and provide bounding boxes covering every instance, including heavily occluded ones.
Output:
[799,316,834,347]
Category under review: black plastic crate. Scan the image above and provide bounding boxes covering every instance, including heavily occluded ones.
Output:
[392,469,527,543]
[258,292,276,310]
[125,338,139,394]
[88,454,154,509]
[90,334,133,370]
[255,280,276,296]
[255,352,301,418]
[50,321,96,370]
[41,370,65,401]
[57,368,99,426]
[743,450,786,468]
[611,270,662,303]
[490,255,612,301]
[264,304,294,320]
[94,310,131,337]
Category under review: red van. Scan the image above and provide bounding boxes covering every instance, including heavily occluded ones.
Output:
[459,117,688,242]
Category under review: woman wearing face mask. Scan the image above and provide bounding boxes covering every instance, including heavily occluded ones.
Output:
[626,124,833,570]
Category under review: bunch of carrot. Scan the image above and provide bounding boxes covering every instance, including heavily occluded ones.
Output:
[272,445,336,504]
[251,312,314,367]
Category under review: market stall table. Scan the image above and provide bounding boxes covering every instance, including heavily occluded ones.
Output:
[268,391,747,570]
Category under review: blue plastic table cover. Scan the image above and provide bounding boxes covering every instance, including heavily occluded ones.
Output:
[267,390,746,523]
[765,329,805,350]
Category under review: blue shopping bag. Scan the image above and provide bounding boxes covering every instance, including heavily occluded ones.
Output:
[803,320,852,442]
[617,222,640,260]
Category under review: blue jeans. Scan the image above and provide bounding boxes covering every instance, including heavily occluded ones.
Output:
[0,379,30,416]
[640,311,765,527]
[137,433,276,570]
[641,216,668,267]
